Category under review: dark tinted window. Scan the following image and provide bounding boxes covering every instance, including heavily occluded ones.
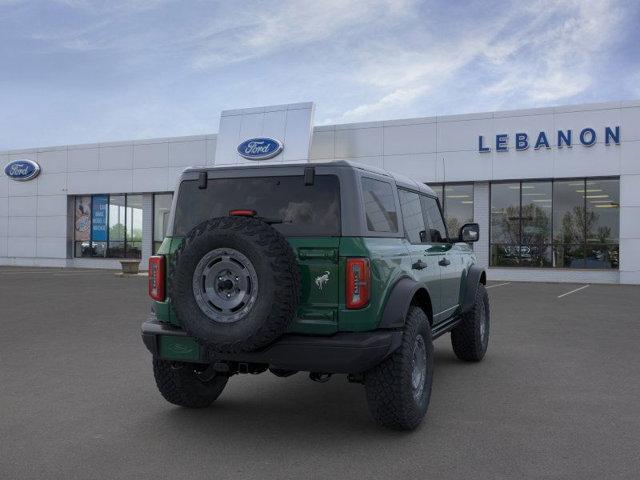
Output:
[173,175,340,237]
[362,177,398,233]
[420,195,447,243]
[398,190,426,243]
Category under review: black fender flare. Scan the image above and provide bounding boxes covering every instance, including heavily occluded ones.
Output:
[379,277,430,329]
[461,265,486,314]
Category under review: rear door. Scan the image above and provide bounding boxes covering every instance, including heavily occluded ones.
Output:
[420,194,458,322]
[398,189,443,320]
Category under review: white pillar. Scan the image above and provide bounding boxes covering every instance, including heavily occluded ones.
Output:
[619,174,640,284]
[141,193,153,269]
[473,182,490,269]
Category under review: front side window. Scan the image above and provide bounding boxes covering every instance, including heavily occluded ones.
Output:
[361,177,398,233]
[420,195,447,243]
[398,190,426,243]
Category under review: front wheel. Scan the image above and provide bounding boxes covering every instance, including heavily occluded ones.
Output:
[153,359,228,408]
[364,307,434,430]
[451,283,490,362]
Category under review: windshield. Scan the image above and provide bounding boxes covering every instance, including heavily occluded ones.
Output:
[172,175,341,237]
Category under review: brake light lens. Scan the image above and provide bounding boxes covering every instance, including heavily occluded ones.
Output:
[148,255,165,301]
[346,258,370,309]
[229,209,257,217]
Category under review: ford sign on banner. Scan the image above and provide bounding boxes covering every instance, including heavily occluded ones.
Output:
[4,159,41,181]
[91,195,109,242]
[237,138,283,160]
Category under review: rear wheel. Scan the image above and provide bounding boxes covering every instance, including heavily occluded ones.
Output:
[364,307,433,430]
[153,359,228,408]
[451,283,490,362]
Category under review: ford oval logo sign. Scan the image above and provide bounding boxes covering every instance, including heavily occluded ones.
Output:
[4,159,41,182]
[237,137,283,160]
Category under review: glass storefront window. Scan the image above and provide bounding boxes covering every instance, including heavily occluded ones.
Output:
[126,195,143,259]
[520,181,552,267]
[430,183,474,238]
[491,178,619,269]
[490,182,520,266]
[73,193,144,259]
[585,178,619,269]
[108,195,126,258]
[153,193,173,254]
[74,196,92,257]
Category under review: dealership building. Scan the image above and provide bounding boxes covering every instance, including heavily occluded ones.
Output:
[1,100,639,284]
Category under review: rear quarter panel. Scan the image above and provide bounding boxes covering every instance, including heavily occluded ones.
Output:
[338,237,412,332]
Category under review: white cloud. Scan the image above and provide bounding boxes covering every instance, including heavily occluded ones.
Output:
[191,0,416,69]
[335,0,625,122]
[482,0,621,105]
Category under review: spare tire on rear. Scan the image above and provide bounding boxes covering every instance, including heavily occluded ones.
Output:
[169,216,300,353]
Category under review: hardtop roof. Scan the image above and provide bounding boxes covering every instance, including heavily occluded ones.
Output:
[183,160,436,196]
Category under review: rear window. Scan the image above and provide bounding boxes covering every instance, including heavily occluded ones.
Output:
[173,175,341,237]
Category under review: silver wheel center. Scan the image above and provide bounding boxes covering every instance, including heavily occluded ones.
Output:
[411,335,427,402]
[192,248,259,323]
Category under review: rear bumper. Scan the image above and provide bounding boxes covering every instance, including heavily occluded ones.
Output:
[141,319,402,374]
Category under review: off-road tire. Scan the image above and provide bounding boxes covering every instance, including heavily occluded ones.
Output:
[153,359,228,408]
[364,307,433,431]
[169,216,300,353]
[451,283,490,362]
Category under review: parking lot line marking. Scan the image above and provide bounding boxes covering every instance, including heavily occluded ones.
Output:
[557,284,590,298]
[486,282,511,289]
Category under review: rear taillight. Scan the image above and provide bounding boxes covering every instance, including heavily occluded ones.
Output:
[148,255,165,301]
[229,209,257,217]
[346,258,370,309]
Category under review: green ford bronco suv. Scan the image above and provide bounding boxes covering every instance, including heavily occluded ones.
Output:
[142,161,489,430]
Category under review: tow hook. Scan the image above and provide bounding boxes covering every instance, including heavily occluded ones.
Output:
[196,362,226,382]
[309,372,332,383]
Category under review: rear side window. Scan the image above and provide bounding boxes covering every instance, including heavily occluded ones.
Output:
[361,177,398,233]
[398,190,426,243]
[420,195,447,243]
[173,175,340,237]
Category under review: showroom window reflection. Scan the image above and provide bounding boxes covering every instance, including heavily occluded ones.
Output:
[74,194,144,259]
[490,178,619,269]
[429,183,474,238]
[153,193,173,253]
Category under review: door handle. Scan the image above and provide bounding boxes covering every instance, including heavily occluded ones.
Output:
[438,257,451,267]
[412,260,428,270]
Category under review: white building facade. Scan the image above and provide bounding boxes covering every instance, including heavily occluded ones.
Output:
[1,100,639,284]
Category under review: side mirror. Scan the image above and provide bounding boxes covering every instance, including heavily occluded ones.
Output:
[459,223,480,243]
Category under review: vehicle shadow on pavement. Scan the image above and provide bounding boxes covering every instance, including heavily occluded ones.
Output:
[132,347,466,442]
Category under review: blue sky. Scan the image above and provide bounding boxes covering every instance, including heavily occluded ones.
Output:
[1,0,639,150]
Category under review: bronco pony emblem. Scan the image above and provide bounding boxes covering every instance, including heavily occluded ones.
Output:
[315,271,330,290]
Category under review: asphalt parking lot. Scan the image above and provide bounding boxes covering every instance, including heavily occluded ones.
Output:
[1,268,639,479]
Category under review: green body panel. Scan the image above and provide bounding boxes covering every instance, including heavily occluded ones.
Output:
[287,237,340,334]
[152,234,476,336]
[337,237,411,332]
